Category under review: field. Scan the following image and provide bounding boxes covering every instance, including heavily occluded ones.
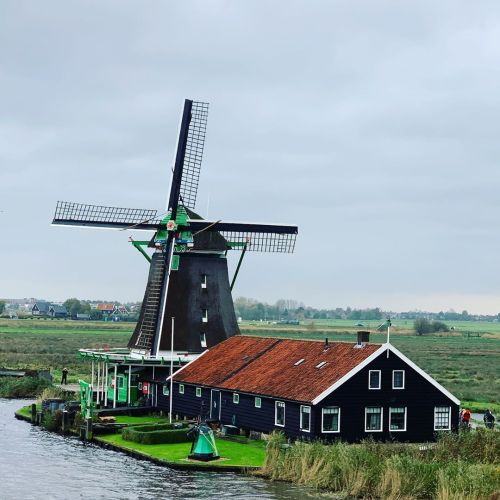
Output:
[0,318,499,404]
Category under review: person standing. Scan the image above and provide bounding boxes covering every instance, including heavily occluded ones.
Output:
[483,409,495,429]
[61,367,68,385]
[461,408,471,430]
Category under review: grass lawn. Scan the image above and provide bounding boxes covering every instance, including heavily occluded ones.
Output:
[15,404,36,419]
[97,433,266,468]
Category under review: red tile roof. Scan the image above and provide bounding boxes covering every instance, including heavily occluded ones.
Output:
[97,303,115,311]
[174,336,382,402]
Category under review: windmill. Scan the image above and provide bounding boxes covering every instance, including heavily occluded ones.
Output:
[52,99,298,358]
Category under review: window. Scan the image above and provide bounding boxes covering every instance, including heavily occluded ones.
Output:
[300,405,311,432]
[392,370,405,389]
[200,332,207,348]
[322,407,340,432]
[178,384,184,394]
[117,377,124,389]
[294,358,305,366]
[202,309,208,323]
[201,274,207,289]
[389,407,406,431]
[275,401,285,427]
[255,397,261,408]
[368,370,381,389]
[315,361,327,369]
[365,407,383,432]
[138,382,143,390]
[434,406,451,430]
[233,393,239,404]
[162,385,169,396]
[196,387,202,397]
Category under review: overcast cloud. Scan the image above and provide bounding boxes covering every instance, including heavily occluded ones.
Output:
[2,1,500,313]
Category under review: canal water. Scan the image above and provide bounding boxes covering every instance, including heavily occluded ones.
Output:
[0,399,314,499]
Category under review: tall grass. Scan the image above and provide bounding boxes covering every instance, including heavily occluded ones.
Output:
[262,431,500,499]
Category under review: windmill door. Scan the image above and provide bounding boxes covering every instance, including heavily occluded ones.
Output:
[210,390,221,420]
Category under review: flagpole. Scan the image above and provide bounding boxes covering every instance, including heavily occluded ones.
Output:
[169,317,174,424]
[386,318,391,358]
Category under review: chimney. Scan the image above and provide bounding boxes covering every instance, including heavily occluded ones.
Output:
[356,331,370,347]
[324,337,329,350]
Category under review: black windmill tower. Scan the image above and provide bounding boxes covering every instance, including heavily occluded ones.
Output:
[53,99,298,357]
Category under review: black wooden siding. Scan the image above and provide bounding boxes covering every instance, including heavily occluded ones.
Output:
[157,348,459,443]
[316,349,459,442]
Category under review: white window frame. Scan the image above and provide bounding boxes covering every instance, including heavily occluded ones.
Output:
[202,309,208,323]
[201,274,207,289]
[195,387,202,398]
[233,393,239,404]
[389,407,407,432]
[392,370,405,389]
[368,370,381,390]
[275,401,285,427]
[299,405,311,432]
[365,407,383,432]
[200,332,207,348]
[321,406,341,433]
[434,406,451,431]
[255,397,261,408]
[162,385,169,396]
[178,384,184,394]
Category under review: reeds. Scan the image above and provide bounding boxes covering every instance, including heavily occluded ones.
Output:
[262,431,500,499]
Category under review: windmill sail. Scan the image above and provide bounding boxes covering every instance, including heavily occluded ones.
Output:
[52,201,161,230]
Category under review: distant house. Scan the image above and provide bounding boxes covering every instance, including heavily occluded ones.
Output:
[32,301,51,317]
[48,304,68,319]
[163,335,460,443]
[97,303,115,315]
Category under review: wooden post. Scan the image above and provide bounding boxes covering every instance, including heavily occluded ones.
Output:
[127,364,131,405]
[31,403,37,423]
[104,362,108,407]
[96,361,101,406]
[113,364,117,409]
[62,410,69,433]
[85,418,93,440]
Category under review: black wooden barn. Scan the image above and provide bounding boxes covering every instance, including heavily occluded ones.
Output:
[158,334,460,442]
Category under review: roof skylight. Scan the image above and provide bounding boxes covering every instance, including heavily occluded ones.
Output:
[315,361,327,369]
[294,358,305,366]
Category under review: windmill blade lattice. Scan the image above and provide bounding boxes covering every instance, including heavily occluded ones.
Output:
[53,201,162,230]
[189,220,298,253]
[178,101,209,210]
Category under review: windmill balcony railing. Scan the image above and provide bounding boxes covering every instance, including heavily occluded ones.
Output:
[78,347,199,365]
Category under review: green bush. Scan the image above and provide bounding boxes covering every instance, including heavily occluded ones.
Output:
[0,377,51,398]
[42,409,62,432]
[122,423,190,444]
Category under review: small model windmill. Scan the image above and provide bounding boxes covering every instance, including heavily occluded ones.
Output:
[53,99,298,357]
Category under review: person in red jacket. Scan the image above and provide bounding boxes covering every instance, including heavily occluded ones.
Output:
[461,408,471,430]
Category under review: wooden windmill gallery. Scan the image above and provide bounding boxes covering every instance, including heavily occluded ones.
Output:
[53,100,459,443]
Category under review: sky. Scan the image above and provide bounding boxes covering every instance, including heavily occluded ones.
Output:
[2,1,500,314]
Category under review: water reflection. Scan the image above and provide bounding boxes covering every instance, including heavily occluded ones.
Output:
[0,399,316,499]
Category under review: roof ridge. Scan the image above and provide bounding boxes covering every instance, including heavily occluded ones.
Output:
[218,338,282,385]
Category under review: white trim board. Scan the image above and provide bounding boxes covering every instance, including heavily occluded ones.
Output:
[165,349,209,382]
[312,343,460,406]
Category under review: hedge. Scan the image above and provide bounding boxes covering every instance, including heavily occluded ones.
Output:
[122,423,191,444]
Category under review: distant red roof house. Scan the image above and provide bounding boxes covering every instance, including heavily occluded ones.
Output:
[174,336,382,403]
[97,303,115,312]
